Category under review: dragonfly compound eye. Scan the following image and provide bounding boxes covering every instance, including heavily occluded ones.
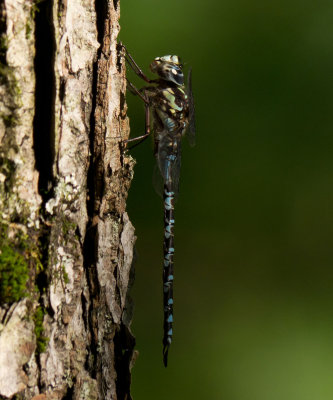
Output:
[150,55,184,86]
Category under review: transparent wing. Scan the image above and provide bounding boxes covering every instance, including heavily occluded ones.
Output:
[186,67,196,147]
[155,133,182,197]
[152,162,164,198]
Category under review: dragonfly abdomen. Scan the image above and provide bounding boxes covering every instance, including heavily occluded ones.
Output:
[163,184,175,367]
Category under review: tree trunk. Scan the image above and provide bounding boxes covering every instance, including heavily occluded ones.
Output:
[0,1,136,399]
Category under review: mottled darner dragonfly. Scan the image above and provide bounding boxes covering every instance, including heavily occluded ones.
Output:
[121,43,195,367]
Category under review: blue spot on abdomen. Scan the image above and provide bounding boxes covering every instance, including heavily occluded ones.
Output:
[167,314,173,323]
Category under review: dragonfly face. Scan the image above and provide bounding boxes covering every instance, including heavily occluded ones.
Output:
[150,55,184,86]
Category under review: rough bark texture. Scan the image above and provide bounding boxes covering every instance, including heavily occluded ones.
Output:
[0,1,136,399]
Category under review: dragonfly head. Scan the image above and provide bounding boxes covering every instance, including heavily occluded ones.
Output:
[150,55,184,85]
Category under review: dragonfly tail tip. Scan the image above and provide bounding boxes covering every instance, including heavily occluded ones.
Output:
[163,344,169,367]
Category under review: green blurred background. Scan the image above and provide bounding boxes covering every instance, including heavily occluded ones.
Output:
[119,0,333,398]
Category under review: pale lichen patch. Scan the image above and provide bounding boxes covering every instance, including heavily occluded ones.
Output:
[0,299,36,398]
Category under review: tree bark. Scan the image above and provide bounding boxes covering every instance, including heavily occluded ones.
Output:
[0,1,136,399]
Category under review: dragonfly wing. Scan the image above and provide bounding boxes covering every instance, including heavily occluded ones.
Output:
[156,133,182,197]
[152,162,164,198]
[186,67,196,147]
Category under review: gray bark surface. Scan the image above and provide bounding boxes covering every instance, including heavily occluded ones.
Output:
[0,1,136,399]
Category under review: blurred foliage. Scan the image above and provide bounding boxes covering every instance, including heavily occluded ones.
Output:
[120,0,333,398]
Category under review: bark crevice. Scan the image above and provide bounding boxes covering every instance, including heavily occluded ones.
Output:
[33,0,55,198]
[32,11,55,392]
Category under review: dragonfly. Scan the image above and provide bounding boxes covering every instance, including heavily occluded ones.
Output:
[121,43,195,367]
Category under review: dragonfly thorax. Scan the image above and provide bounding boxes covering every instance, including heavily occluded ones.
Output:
[152,85,189,136]
[150,55,184,86]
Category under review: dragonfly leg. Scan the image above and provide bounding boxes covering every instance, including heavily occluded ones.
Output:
[119,42,153,83]
[126,79,149,104]
[124,100,151,148]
